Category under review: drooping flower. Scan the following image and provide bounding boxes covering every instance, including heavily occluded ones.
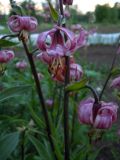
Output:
[8,15,38,32]
[74,27,89,50]
[78,97,118,129]
[110,76,120,89]
[37,25,76,57]
[63,0,73,5]
[16,60,28,70]
[0,50,14,63]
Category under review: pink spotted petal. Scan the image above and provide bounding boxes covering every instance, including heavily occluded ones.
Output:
[94,115,112,129]
[78,97,94,125]
[56,26,76,52]
[97,102,118,122]
[37,28,56,51]
[36,52,53,65]
[47,45,65,57]
[70,63,83,81]
[75,28,88,50]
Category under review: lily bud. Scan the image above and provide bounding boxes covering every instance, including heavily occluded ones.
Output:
[63,0,73,5]
[8,15,38,32]
[110,76,120,89]
[16,60,27,70]
[0,50,14,63]
[45,99,54,108]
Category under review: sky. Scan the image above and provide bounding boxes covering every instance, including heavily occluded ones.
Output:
[0,0,120,14]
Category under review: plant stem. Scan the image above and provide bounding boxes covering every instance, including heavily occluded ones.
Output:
[99,36,120,100]
[71,93,78,147]
[99,52,117,101]
[64,56,70,160]
[85,84,99,103]
[21,37,57,160]
[59,0,70,159]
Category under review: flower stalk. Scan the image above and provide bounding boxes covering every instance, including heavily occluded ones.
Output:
[99,50,118,100]
[21,36,57,160]
[59,0,70,159]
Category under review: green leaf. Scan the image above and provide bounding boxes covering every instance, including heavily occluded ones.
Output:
[28,105,45,128]
[0,132,19,160]
[28,135,54,160]
[46,0,59,22]
[0,39,18,47]
[0,85,31,103]
[111,68,120,77]
[65,79,88,92]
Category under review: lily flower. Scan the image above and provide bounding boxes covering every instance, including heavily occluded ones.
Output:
[78,97,118,129]
[37,25,76,57]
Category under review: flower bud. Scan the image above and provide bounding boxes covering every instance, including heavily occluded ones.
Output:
[64,10,71,18]
[8,15,38,32]
[0,50,14,63]
[63,0,73,5]
[70,63,83,81]
[110,76,120,89]
[45,99,54,108]
[16,60,27,70]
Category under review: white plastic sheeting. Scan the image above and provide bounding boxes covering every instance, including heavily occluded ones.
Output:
[0,32,120,45]
[88,32,120,45]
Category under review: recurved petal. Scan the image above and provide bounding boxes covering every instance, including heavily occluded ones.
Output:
[110,76,120,89]
[36,52,53,64]
[47,45,65,57]
[94,114,112,129]
[37,28,56,51]
[56,26,76,52]
[78,97,94,125]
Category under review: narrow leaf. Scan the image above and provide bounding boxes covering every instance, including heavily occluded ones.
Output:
[46,0,59,22]
[65,79,88,92]
[111,68,120,77]
[0,39,18,47]
[28,135,54,160]
[0,85,31,103]
[0,132,19,160]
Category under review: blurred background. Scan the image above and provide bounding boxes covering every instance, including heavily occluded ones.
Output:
[0,0,120,63]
